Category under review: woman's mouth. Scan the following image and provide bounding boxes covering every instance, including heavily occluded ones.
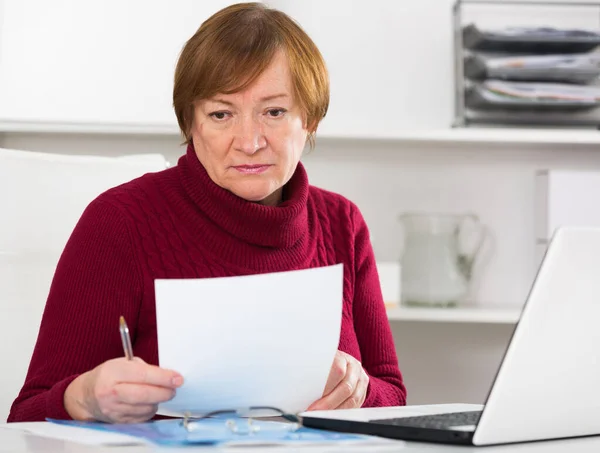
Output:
[232,164,272,174]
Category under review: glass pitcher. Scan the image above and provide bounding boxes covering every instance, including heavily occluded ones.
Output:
[398,212,486,308]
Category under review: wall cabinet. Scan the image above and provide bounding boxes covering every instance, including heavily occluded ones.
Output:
[272,0,456,138]
[0,0,457,136]
[0,0,594,138]
[0,0,237,130]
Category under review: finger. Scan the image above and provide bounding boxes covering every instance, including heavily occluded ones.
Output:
[113,360,184,388]
[306,353,348,410]
[322,353,347,396]
[309,359,361,410]
[337,372,369,409]
[114,383,177,405]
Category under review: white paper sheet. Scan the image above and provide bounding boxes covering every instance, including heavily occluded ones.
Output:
[155,264,344,417]
[0,422,399,451]
[0,422,147,446]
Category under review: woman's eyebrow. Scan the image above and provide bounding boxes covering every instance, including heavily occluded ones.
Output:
[208,93,289,106]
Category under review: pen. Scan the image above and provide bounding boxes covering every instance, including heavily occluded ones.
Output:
[119,315,134,360]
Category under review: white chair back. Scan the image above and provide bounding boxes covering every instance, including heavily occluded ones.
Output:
[0,147,168,421]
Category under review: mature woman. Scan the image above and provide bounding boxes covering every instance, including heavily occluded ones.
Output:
[8,2,406,423]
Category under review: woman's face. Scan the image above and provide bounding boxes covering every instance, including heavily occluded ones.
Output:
[191,51,309,207]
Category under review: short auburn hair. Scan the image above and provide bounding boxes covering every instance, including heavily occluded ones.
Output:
[173,2,329,148]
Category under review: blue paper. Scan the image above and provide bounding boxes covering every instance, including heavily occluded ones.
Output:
[47,417,374,446]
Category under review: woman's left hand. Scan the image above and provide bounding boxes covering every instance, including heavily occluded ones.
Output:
[307,350,370,411]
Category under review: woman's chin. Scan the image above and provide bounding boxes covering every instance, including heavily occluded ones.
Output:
[230,185,278,205]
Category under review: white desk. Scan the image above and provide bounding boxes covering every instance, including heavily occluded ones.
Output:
[2,425,600,453]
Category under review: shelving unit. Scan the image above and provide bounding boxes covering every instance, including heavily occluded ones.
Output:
[386,305,522,324]
[453,0,600,128]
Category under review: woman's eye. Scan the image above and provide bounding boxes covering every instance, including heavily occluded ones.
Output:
[267,108,286,118]
[209,111,230,120]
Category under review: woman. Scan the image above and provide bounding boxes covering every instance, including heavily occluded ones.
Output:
[8,2,406,423]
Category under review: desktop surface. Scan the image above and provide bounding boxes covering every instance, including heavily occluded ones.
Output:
[2,419,600,453]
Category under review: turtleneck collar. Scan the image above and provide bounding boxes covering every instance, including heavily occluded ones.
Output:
[177,143,309,250]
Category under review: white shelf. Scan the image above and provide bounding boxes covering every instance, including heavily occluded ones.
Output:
[1,120,600,148]
[317,127,600,147]
[0,120,181,136]
[386,305,522,324]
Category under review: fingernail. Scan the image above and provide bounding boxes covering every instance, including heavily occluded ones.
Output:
[172,376,184,386]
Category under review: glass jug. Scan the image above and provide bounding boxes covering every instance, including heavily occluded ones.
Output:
[398,212,486,308]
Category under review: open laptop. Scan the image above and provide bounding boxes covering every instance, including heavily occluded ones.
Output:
[301,226,600,446]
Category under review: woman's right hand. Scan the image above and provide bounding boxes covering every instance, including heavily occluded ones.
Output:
[64,357,184,423]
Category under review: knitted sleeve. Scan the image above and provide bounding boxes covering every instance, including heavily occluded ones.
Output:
[7,198,142,422]
[350,204,408,407]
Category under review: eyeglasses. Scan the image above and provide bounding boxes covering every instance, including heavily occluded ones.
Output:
[181,406,301,435]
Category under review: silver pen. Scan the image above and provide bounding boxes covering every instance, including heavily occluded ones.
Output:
[119,316,134,360]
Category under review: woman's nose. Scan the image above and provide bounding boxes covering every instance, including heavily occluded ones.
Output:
[233,116,267,155]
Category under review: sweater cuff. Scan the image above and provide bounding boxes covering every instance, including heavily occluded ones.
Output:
[46,374,80,420]
[362,376,376,407]
[361,374,407,408]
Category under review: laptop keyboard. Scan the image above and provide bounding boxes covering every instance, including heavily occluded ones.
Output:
[370,410,482,430]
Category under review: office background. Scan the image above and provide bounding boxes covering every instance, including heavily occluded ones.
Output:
[1,0,599,421]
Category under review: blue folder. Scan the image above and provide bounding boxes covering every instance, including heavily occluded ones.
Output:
[47,417,378,446]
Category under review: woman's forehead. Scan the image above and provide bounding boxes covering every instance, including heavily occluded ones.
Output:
[205,53,294,103]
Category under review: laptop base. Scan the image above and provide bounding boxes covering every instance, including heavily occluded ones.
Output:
[301,415,475,446]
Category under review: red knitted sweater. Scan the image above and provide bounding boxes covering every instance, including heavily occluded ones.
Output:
[8,145,406,422]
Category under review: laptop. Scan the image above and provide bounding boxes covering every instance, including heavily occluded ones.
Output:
[301,226,600,446]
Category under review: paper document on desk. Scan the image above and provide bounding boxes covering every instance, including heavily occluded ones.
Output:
[155,264,344,416]
[47,417,392,448]
[0,422,147,446]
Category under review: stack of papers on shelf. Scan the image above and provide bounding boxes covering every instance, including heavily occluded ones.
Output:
[483,26,600,40]
[483,80,600,103]
[486,53,600,71]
